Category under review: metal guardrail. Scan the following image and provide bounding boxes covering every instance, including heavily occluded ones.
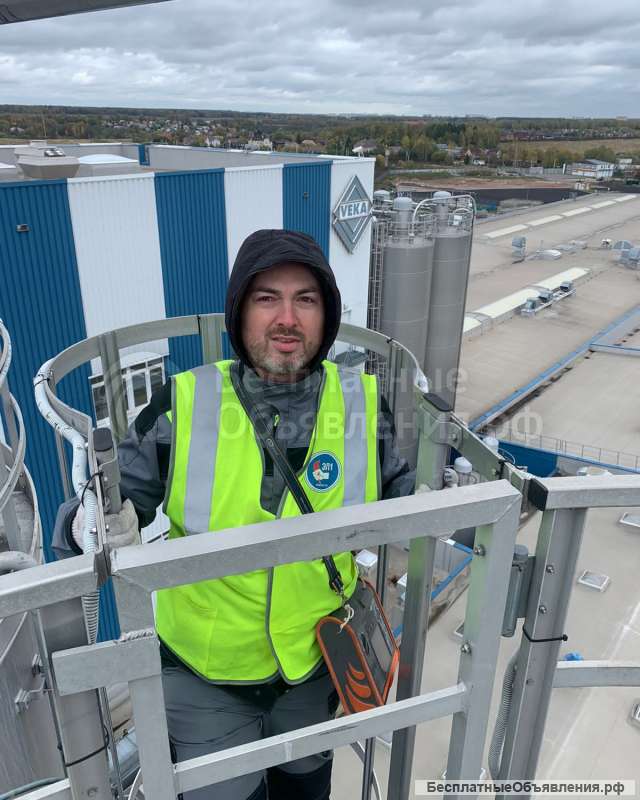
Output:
[1,317,639,800]
[502,429,640,472]
[2,480,522,800]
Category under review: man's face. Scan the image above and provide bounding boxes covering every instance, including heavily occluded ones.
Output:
[241,262,325,382]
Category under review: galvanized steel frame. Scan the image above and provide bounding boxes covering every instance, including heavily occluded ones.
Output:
[12,474,640,800]
[4,317,639,800]
[22,478,520,800]
[497,473,640,795]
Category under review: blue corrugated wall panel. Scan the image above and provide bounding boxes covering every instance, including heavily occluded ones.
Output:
[155,170,229,373]
[0,180,120,640]
[499,441,558,477]
[283,162,331,257]
[0,180,92,561]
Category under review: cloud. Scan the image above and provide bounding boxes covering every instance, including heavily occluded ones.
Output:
[1,0,639,115]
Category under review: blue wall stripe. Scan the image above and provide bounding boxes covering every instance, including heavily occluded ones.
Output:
[500,440,640,477]
[0,180,92,560]
[283,162,332,257]
[498,441,558,477]
[155,170,229,373]
[0,179,121,640]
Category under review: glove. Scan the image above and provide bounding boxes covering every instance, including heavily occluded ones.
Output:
[72,499,140,552]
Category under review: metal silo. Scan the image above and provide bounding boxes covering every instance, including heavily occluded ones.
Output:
[376,198,435,465]
[423,191,474,410]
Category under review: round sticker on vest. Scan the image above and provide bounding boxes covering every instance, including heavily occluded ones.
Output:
[305,452,341,493]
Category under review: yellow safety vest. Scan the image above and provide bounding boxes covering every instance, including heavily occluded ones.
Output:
[155,360,380,683]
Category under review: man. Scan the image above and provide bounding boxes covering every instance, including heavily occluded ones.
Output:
[56,229,413,800]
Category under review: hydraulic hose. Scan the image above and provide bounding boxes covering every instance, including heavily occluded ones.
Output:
[34,360,100,642]
[488,652,519,779]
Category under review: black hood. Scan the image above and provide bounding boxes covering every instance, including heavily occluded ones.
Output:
[225,229,342,373]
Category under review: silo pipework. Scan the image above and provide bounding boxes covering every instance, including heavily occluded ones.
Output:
[423,191,474,411]
[377,197,435,466]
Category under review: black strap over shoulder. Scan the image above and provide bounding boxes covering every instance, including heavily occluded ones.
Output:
[231,365,345,600]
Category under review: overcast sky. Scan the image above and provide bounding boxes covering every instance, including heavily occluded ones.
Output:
[2,0,639,117]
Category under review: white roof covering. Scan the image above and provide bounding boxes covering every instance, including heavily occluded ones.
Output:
[463,317,481,333]
[483,223,528,239]
[0,162,17,170]
[474,288,540,320]
[532,267,589,290]
[77,154,138,164]
[469,267,591,322]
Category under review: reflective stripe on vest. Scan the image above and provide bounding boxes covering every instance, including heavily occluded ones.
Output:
[157,359,380,683]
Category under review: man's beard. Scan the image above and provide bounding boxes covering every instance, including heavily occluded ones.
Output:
[246,327,316,377]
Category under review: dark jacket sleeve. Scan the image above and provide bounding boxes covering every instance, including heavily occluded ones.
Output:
[118,380,172,529]
[378,396,415,499]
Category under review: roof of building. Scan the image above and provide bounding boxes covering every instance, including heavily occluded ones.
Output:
[77,154,138,164]
[458,192,640,426]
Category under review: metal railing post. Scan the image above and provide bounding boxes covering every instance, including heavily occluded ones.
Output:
[445,499,521,785]
[40,598,113,800]
[98,331,128,444]
[360,527,391,800]
[199,313,226,364]
[48,381,74,500]
[497,506,588,789]
[387,392,451,800]
[128,673,176,800]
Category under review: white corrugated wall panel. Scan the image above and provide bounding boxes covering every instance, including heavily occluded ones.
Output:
[223,165,284,272]
[67,173,168,370]
[327,159,376,329]
[68,173,170,541]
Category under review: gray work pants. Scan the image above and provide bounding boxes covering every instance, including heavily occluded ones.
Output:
[161,656,338,800]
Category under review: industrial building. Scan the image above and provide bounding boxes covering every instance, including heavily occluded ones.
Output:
[568,159,616,180]
[0,143,375,561]
[1,135,640,800]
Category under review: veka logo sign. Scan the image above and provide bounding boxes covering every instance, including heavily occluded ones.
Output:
[332,175,372,253]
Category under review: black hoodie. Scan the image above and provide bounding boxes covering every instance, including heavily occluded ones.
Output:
[224,229,342,373]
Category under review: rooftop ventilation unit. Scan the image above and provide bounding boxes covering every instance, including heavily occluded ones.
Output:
[620,247,640,268]
[512,236,526,263]
[520,297,539,317]
[539,249,562,261]
[577,570,610,592]
[629,700,640,730]
[15,141,79,179]
[538,288,553,304]
[619,512,640,531]
[0,0,171,23]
